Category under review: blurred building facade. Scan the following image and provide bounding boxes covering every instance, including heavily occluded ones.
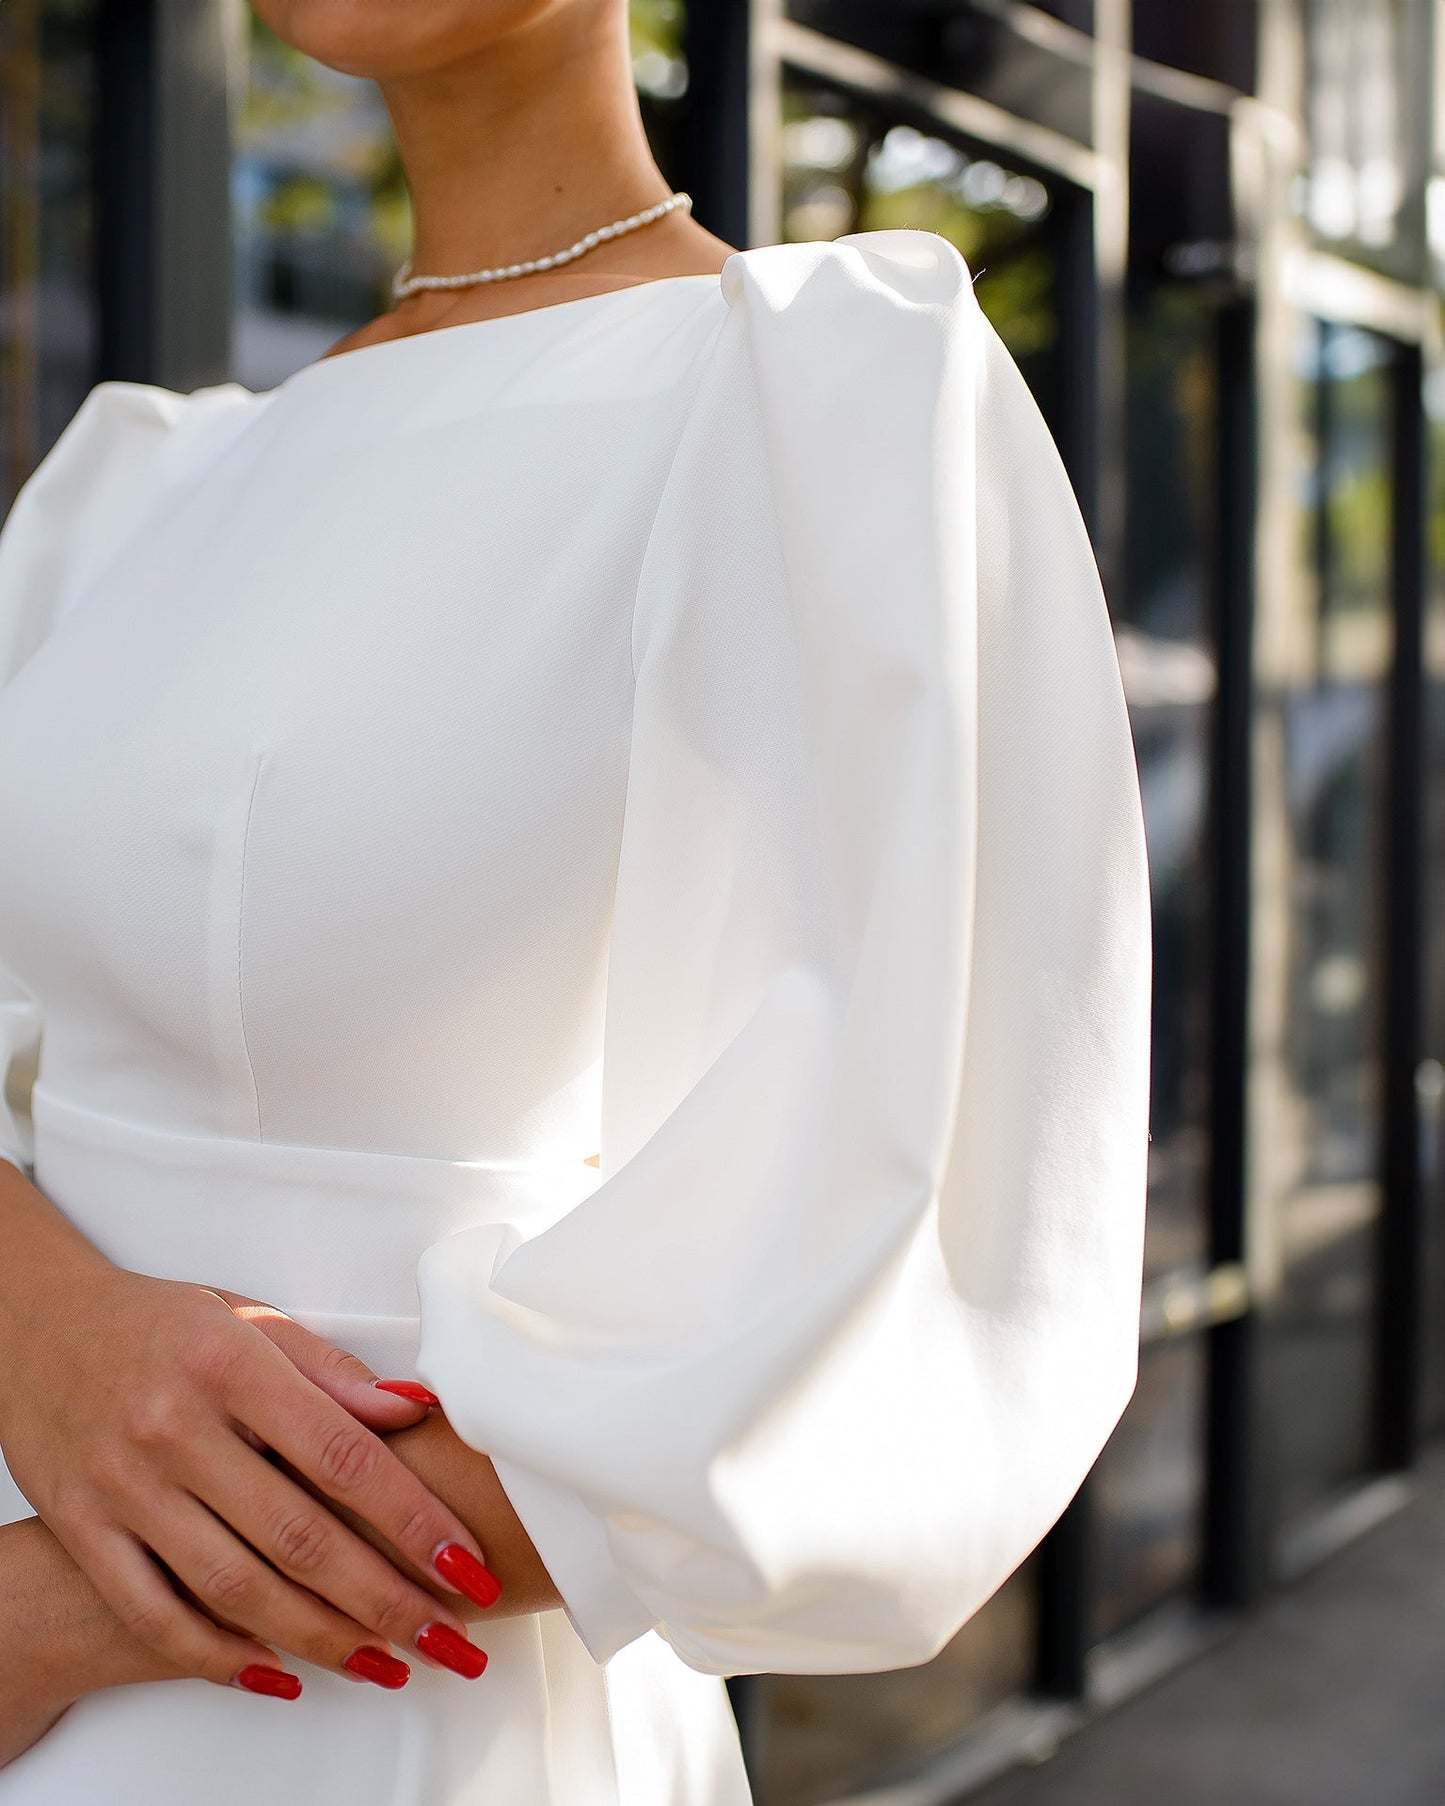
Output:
[2,2,1444,1800]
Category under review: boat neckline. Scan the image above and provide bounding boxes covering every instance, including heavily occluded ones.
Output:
[260,269,728,396]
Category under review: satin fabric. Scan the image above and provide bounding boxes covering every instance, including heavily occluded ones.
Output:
[0,228,1150,1801]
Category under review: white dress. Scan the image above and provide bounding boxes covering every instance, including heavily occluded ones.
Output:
[0,228,1151,1804]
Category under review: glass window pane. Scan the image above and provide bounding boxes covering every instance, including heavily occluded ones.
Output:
[783,4,1094,147]
[1089,1334,1207,1641]
[1121,275,1219,1284]
[1421,386,1445,1434]
[1300,0,1429,286]
[1132,7,1256,91]
[0,0,100,509]
[748,1561,1038,1806]
[1257,315,1393,1534]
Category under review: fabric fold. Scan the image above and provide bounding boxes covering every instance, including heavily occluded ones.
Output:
[414,227,1153,1675]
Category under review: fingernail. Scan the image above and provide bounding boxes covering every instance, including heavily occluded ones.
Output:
[373,1380,441,1406]
[415,1621,487,1679]
[232,1664,302,1700]
[433,1541,503,1609]
[343,1645,411,1689]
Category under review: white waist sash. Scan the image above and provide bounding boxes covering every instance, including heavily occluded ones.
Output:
[25,1081,602,1376]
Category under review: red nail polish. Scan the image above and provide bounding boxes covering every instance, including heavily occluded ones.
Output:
[343,1645,411,1689]
[415,1622,487,1679]
[373,1380,441,1407]
[433,1541,503,1609]
[233,1664,302,1700]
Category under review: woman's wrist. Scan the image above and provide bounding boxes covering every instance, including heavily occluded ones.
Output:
[383,1412,564,1620]
[0,1516,175,1702]
[0,1162,116,1379]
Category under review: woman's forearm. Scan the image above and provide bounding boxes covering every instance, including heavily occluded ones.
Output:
[0,1514,179,1765]
[0,1157,115,1293]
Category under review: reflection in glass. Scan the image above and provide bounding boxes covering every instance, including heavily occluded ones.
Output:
[1299,0,1428,286]
[783,3,1092,148]
[0,0,99,510]
[1074,269,1221,1638]
[1089,1335,1206,1642]
[748,1560,1038,1806]
[630,0,686,96]
[1260,316,1392,1533]
[780,77,1061,412]
[1120,281,1219,1284]
[1421,389,1445,1432]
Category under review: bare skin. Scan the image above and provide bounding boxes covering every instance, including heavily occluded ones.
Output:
[2,0,731,1758]
[0,1388,562,1765]
[0,1161,563,1761]
[252,0,743,361]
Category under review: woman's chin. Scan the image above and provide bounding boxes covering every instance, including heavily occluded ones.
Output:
[248,0,554,81]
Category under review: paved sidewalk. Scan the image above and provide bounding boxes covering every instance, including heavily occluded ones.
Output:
[966,1444,1445,1806]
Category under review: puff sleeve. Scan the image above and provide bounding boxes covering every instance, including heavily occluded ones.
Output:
[0,382,190,1173]
[414,228,1152,1676]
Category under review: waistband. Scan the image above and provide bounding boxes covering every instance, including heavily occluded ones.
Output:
[29,1083,603,1372]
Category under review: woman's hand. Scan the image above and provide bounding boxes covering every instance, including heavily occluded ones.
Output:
[0,1170,499,1694]
[272,1408,566,1627]
[208,1291,564,1626]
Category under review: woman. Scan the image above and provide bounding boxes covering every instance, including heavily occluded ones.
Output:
[0,0,1152,1800]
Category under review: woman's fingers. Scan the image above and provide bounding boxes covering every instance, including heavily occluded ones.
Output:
[5,1263,488,1693]
[186,1427,483,1675]
[64,1522,297,1697]
[201,1290,433,1434]
[222,1332,503,1614]
[126,1489,421,1689]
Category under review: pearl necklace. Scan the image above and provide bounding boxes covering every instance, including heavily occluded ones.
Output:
[391,192,693,303]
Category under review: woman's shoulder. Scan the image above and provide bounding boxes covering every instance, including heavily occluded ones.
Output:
[670,228,986,484]
[34,375,251,458]
[7,377,252,523]
[687,228,988,449]
[0,379,252,676]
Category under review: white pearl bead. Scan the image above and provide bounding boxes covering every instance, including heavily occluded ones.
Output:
[391,193,691,293]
